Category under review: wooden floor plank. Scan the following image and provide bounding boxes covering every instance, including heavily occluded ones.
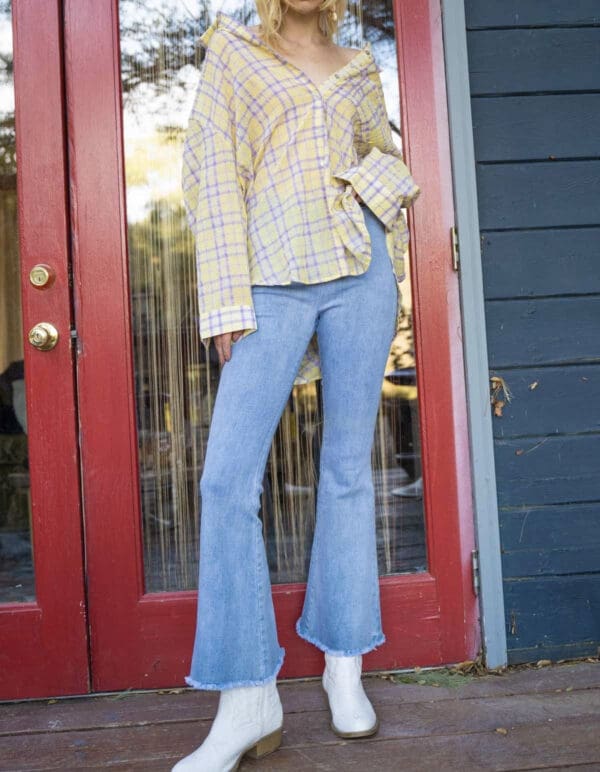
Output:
[0,662,598,771]
[2,661,598,736]
[3,717,598,772]
[2,689,599,769]
[525,766,600,771]
[236,721,600,772]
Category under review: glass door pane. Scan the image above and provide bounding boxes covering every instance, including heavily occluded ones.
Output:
[0,0,34,603]
[118,0,426,594]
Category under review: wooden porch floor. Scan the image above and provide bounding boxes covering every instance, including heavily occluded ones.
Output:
[1,658,599,771]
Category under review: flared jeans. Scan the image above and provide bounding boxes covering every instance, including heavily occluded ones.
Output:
[185,205,399,690]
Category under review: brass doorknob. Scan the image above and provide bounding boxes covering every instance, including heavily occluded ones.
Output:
[28,323,59,351]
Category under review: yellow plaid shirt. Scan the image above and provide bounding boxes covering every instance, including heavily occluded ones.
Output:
[183,12,420,385]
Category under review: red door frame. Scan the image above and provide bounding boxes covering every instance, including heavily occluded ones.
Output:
[0,0,89,699]
[64,0,479,692]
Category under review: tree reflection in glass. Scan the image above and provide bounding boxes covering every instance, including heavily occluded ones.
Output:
[0,0,35,603]
[119,0,426,592]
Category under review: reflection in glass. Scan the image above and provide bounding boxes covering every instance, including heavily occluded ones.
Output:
[0,0,34,603]
[119,1,426,593]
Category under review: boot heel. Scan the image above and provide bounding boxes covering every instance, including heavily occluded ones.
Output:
[246,726,283,759]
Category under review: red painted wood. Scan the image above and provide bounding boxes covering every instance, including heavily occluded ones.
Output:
[0,0,89,700]
[64,0,478,692]
[63,0,145,692]
[391,0,480,663]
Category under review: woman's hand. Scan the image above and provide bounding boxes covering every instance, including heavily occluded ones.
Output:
[213,330,245,367]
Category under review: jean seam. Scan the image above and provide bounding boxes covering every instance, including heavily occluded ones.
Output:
[255,522,267,678]
[247,317,319,680]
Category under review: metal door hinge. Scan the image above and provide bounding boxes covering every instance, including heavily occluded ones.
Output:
[451,226,460,271]
[471,549,480,596]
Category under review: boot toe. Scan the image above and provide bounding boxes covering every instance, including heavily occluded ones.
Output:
[330,703,378,738]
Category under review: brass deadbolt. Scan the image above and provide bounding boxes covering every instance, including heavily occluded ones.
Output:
[29,264,56,288]
[28,323,59,351]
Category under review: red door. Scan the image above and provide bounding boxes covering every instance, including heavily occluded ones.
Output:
[62,0,478,692]
[0,0,89,699]
[2,0,478,700]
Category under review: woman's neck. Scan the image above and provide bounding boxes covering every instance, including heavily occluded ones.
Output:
[278,9,328,50]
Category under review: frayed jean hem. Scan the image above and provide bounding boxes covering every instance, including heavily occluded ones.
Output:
[184,646,285,692]
[295,618,386,656]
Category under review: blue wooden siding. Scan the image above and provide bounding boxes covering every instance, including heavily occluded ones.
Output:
[464,1,600,663]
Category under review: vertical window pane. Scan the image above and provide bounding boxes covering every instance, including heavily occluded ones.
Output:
[119,0,426,593]
[0,0,35,603]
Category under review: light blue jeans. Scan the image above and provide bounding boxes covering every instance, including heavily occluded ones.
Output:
[185,205,398,690]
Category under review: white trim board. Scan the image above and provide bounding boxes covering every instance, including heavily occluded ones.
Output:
[440,0,507,668]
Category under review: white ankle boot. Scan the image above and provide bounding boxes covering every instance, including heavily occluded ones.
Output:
[171,679,283,772]
[322,653,379,738]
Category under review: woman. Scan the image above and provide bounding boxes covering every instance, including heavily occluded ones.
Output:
[173,1,419,770]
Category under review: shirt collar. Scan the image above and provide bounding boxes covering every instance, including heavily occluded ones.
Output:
[213,11,376,83]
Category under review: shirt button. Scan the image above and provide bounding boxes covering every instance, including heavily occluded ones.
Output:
[320,159,328,168]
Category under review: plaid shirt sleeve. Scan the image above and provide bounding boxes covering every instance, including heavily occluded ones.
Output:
[182,34,256,344]
[334,69,420,229]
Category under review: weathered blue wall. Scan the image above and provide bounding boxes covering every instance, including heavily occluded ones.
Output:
[464,1,600,663]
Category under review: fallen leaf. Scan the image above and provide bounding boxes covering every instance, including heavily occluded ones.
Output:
[454,660,476,672]
[495,727,508,735]
[529,381,539,390]
[490,375,512,418]
[536,659,552,667]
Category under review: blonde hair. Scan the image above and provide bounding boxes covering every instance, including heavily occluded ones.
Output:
[254,0,348,50]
